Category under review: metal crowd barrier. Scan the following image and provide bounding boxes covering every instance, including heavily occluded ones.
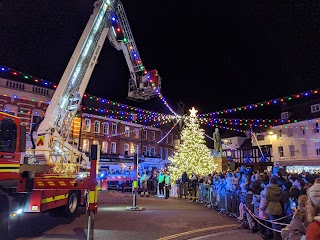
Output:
[196,183,242,218]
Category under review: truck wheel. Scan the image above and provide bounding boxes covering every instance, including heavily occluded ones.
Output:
[0,193,9,239]
[64,191,79,217]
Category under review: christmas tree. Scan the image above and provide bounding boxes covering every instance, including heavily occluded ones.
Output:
[168,107,217,182]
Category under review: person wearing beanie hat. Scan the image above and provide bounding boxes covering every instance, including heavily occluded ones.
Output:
[306,178,320,240]
[308,178,320,208]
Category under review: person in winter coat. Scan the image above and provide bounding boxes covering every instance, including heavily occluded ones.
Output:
[306,178,320,240]
[281,181,293,223]
[281,194,310,240]
[262,177,283,240]
[258,188,271,239]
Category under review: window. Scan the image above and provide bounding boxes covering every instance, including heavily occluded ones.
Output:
[159,147,163,159]
[311,104,320,113]
[289,145,295,157]
[170,149,174,157]
[278,146,284,158]
[300,126,305,135]
[124,126,130,137]
[160,131,163,140]
[169,134,173,144]
[31,114,42,132]
[174,135,179,145]
[0,119,17,153]
[84,118,91,132]
[276,129,282,139]
[256,134,265,141]
[150,147,155,156]
[316,142,320,155]
[165,148,168,159]
[281,112,289,119]
[287,128,293,137]
[102,141,108,154]
[110,142,116,154]
[94,121,100,133]
[111,123,117,136]
[103,122,109,135]
[165,132,168,143]
[301,144,308,157]
[316,142,320,156]
[314,122,320,133]
[82,139,90,152]
[124,143,129,156]
[151,131,155,141]
[134,128,139,139]
[142,130,147,140]
[143,146,147,155]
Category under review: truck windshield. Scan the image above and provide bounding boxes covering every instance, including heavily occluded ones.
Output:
[0,119,17,153]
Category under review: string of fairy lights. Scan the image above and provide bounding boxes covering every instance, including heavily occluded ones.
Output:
[1,64,320,135]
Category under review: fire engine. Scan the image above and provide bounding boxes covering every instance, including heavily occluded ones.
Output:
[0,0,161,237]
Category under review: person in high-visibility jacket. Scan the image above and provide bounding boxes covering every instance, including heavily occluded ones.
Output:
[164,172,171,199]
[140,171,149,197]
[158,171,165,196]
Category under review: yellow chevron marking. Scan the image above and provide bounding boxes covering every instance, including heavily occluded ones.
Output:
[58,181,67,186]
[47,181,55,186]
[36,181,45,186]
[41,194,69,204]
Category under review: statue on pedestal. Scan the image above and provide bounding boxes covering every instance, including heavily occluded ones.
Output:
[213,127,222,156]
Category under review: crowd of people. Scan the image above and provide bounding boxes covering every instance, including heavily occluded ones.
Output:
[105,164,320,240]
[173,164,320,240]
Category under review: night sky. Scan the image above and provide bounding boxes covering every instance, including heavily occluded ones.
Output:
[0,0,319,116]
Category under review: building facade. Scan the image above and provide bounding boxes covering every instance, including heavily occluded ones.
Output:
[0,67,178,171]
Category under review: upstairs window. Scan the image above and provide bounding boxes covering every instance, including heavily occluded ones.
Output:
[314,122,320,134]
[276,129,282,139]
[84,118,91,132]
[311,104,320,113]
[124,126,130,137]
[134,128,139,139]
[151,131,155,141]
[103,122,109,135]
[111,123,117,136]
[287,128,293,137]
[281,112,289,119]
[278,146,284,158]
[142,130,147,140]
[94,121,100,133]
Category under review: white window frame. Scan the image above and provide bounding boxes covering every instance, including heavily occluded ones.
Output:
[142,130,147,140]
[111,123,117,136]
[314,122,320,133]
[82,139,90,152]
[150,146,155,156]
[102,141,108,154]
[311,104,320,113]
[103,122,109,135]
[134,128,139,139]
[151,131,155,141]
[316,142,320,156]
[124,143,130,156]
[124,126,130,137]
[281,112,289,119]
[276,129,282,139]
[84,118,91,132]
[143,146,147,155]
[159,147,163,159]
[278,146,284,158]
[110,142,117,154]
[94,120,100,134]
[301,144,308,157]
[289,145,295,157]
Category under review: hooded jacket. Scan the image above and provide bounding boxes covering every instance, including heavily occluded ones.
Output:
[263,183,283,215]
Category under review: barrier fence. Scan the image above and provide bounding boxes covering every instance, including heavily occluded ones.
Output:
[184,183,291,235]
